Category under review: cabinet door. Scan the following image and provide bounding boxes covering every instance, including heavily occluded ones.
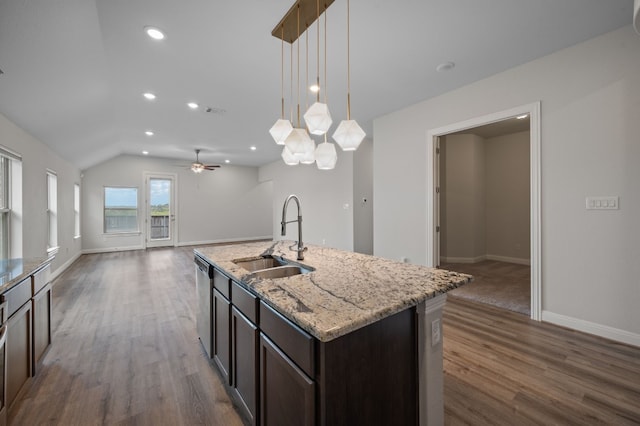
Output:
[260,333,315,426]
[6,302,32,410]
[32,283,52,373]
[213,289,231,384]
[232,307,258,425]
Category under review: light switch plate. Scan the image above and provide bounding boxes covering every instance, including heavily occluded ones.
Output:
[586,196,619,210]
[431,319,441,346]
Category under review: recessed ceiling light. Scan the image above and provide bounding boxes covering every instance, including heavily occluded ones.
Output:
[144,26,165,40]
[142,151,149,155]
[309,84,320,93]
[225,159,230,164]
[143,92,156,100]
[250,146,257,151]
[145,130,154,136]
[516,114,529,120]
[436,61,455,72]
[187,102,199,109]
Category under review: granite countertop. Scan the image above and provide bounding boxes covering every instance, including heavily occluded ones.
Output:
[0,256,54,294]
[195,240,471,342]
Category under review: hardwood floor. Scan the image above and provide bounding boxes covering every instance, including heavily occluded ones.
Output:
[9,247,640,425]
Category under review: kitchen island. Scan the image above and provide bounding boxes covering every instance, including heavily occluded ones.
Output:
[195,240,471,426]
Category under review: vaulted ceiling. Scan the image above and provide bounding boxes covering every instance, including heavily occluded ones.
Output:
[0,0,634,169]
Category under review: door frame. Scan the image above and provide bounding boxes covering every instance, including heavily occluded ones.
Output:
[144,172,178,248]
[426,102,541,320]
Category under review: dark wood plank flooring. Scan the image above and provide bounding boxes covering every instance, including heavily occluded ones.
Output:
[9,247,640,425]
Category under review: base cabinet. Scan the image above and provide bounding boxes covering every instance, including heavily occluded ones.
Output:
[32,283,52,373]
[259,333,315,426]
[231,307,258,425]
[213,289,231,384]
[6,302,32,410]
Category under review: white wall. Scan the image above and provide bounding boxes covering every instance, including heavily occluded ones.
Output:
[485,131,530,261]
[0,113,82,277]
[353,138,374,255]
[374,26,640,343]
[259,151,354,252]
[81,154,272,251]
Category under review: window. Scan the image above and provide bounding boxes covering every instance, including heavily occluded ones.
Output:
[104,187,139,233]
[0,156,9,259]
[74,183,80,238]
[0,146,22,260]
[47,171,58,252]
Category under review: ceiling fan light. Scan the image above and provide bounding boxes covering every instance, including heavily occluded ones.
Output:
[303,102,332,135]
[191,163,205,173]
[284,128,312,155]
[269,119,293,145]
[315,141,337,170]
[281,146,300,165]
[333,119,366,151]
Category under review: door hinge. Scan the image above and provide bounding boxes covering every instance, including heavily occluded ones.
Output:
[436,226,440,232]
[436,187,440,194]
[436,147,440,154]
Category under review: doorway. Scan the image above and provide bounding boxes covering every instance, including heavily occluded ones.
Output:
[426,102,541,320]
[145,173,177,248]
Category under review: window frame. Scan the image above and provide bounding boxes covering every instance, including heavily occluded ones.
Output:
[103,186,140,234]
[74,183,81,238]
[0,156,10,260]
[46,170,58,255]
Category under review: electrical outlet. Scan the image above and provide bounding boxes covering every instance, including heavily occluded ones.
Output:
[431,319,441,346]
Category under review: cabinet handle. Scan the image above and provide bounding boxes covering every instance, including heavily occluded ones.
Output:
[0,324,7,348]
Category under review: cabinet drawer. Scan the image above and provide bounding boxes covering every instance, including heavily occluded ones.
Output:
[213,269,231,299]
[32,264,51,295]
[2,277,31,319]
[231,281,257,324]
[259,301,315,378]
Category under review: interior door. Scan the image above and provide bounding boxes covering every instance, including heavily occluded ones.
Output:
[145,173,176,248]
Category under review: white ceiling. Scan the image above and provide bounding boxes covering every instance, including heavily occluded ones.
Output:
[0,0,634,170]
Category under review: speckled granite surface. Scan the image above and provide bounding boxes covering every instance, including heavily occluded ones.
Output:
[0,256,53,293]
[195,241,471,342]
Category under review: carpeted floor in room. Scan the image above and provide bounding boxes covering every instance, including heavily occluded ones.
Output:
[442,260,530,316]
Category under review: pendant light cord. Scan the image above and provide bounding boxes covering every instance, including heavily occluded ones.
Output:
[324,7,328,105]
[281,26,285,119]
[316,0,321,103]
[346,0,351,120]
[296,4,301,127]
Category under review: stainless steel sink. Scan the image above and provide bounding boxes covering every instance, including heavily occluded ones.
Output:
[233,255,313,279]
[233,255,288,272]
[249,265,311,279]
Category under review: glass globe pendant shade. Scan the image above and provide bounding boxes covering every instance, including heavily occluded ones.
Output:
[315,141,337,170]
[303,102,333,136]
[333,119,366,151]
[284,128,312,155]
[281,146,300,165]
[269,119,293,145]
[295,139,316,164]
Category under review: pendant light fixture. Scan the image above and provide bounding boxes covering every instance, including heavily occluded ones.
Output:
[315,9,337,170]
[303,0,332,136]
[333,0,366,151]
[270,26,293,145]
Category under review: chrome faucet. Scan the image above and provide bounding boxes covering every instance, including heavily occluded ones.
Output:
[281,194,307,260]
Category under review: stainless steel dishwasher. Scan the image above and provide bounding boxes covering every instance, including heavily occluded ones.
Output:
[195,254,214,358]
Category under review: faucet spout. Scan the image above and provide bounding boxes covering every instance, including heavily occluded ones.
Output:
[281,194,306,260]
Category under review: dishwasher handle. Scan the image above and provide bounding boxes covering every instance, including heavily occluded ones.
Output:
[0,324,7,348]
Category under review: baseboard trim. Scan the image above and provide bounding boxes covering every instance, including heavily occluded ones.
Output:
[485,254,531,266]
[50,252,82,282]
[440,255,486,264]
[177,236,273,247]
[542,310,640,348]
[82,245,145,254]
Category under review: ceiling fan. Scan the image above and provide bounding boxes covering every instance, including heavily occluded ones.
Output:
[185,149,221,173]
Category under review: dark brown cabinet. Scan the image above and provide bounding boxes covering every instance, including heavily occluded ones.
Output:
[5,285,32,410]
[213,288,231,384]
[232,307,258,425]
[259,333,315,426]
[32,275,52,373]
